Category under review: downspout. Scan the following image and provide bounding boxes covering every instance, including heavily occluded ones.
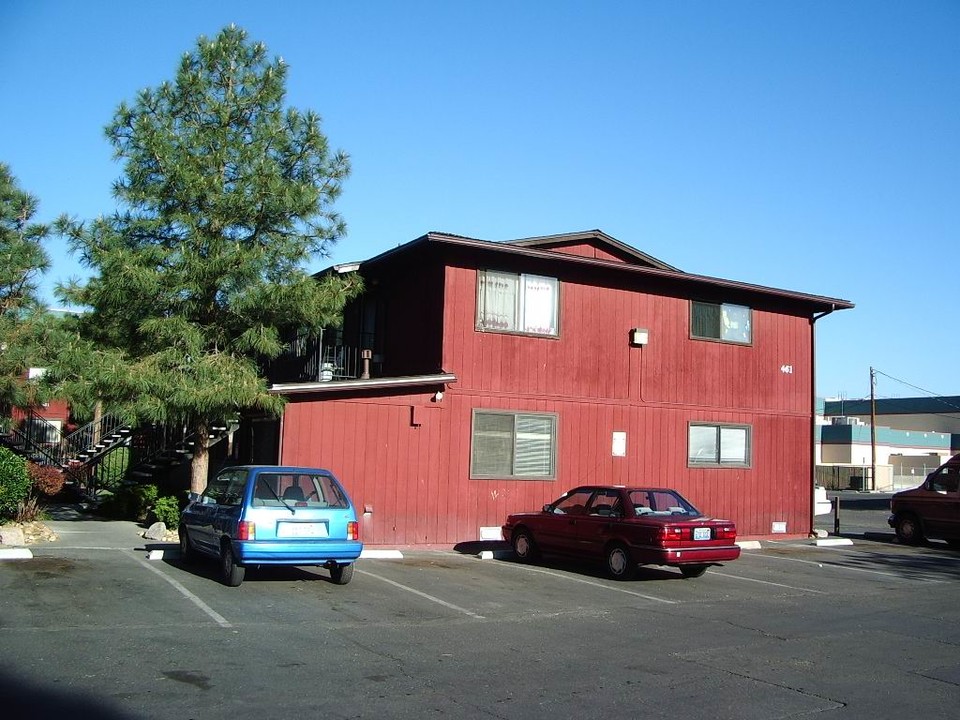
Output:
[810,304,836,535]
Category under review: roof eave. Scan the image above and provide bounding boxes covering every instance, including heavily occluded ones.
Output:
[271,373,457,396]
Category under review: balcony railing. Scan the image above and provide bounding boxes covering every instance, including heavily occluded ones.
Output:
[268,342,380,384]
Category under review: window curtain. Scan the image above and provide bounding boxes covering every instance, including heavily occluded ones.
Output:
[521,275,558,335]
[478,272,519,330]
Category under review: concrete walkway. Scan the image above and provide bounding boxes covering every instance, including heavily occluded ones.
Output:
[4,504,170,557]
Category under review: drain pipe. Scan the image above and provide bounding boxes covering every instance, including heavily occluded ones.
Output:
[810,304,836,535]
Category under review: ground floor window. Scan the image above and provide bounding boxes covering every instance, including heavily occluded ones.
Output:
[688,422,751,467]
[471,410,557,479]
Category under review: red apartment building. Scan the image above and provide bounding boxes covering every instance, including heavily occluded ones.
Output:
[262,230,853,545]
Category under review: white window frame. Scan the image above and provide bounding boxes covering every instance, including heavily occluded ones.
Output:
[476,270,559,337]
[688,422,752,468]
[470,409,558,479]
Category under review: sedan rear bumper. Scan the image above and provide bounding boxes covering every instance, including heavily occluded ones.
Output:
[634,543,742,566]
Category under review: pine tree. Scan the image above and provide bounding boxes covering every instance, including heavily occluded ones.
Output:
[0,163,52,420]
[56,26,361,491]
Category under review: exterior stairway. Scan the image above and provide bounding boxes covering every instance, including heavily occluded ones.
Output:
[1,410,231,497]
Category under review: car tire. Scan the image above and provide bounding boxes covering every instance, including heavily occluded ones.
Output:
[512,528,538,562]
[220,543,245,587]
[894,513,924,545]
[330,562,355,585]
[178,527,195,563]
[605,542,636,581]
[679,564,709,579]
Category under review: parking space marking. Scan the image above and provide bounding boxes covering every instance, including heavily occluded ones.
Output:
[358,569,486,619]
[706,570,824,593]
[751,551,945,582]
[502,563,677,604]
[122,550,233,628]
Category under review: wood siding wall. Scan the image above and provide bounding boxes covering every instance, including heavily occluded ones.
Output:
[280,255,817,544]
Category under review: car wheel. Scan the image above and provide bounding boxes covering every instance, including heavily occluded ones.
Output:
[220,543,245,587]
[679,564,709,579]
[512,528,538,562]
[895,513,924,545]
[606,542,636,581]
[178,527,195,563]
[330,562,355,585]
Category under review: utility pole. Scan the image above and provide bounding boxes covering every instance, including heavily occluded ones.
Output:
[870,367,877,491]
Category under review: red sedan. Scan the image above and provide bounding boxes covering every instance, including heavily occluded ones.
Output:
[502,485,741,580]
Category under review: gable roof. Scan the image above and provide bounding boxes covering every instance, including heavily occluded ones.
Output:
[333,230,855,315]
[503,229,680,271]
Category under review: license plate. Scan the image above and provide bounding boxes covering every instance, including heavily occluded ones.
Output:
[693,527,712,541]
[277,522,328,538]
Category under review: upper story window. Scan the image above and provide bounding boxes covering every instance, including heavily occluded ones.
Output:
[477,270,559,336]
[691,301,752,344]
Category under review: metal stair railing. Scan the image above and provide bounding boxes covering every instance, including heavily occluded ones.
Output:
[62,413,132,466]
[2,414,64,466]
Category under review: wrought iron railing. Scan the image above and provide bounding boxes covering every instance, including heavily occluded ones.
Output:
[269,341,378,383]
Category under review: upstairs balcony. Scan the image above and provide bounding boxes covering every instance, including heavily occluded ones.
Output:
[267,339,382,385]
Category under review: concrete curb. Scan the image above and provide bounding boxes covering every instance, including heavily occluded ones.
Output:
[0,548,33,560]
[360,549,404,559]
[814,537,854,547]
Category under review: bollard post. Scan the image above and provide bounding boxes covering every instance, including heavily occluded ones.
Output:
[833,495,841,535]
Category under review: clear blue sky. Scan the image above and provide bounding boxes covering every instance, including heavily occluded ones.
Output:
[2,1,957,401]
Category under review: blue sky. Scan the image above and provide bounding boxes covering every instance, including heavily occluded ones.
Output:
[2,1,957,401]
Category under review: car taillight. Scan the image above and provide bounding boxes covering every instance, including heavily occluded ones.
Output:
[714,525,737,541]
[656,526,684,541]
[347,521,359,541]
[237,521,255,541]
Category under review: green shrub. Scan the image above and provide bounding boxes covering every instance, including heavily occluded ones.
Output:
[0,447,31,520]
[152,496,181,529]
[100,483,158,522]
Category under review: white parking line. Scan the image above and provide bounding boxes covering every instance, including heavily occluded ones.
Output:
[752,551,945,582]
[706,570,824,593]
[122,550,233,628]
[359,569,486,619]
[503,563,678,604]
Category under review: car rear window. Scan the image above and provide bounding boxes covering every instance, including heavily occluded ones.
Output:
[251,472,350,509]
[629,489,700,517]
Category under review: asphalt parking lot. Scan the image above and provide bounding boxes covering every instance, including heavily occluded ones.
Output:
[2,502,959,720]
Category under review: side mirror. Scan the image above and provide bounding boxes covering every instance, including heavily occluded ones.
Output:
[542,504,552,513]
[186,491,201,503]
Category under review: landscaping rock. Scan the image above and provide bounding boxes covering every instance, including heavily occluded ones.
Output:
[0,526,26,546]
[143,522,168,541]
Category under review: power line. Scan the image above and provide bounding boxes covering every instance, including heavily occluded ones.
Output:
[872,369,960,414]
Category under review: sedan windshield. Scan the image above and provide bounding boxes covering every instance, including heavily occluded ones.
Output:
[629,489,700,517]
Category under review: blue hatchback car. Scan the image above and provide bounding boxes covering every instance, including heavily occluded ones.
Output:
[179,465,363,586]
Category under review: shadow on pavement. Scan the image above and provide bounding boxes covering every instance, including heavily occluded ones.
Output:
[0,666,137,720]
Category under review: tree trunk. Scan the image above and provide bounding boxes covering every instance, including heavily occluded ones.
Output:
[190,418,210,494]
[92,400,103,446]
